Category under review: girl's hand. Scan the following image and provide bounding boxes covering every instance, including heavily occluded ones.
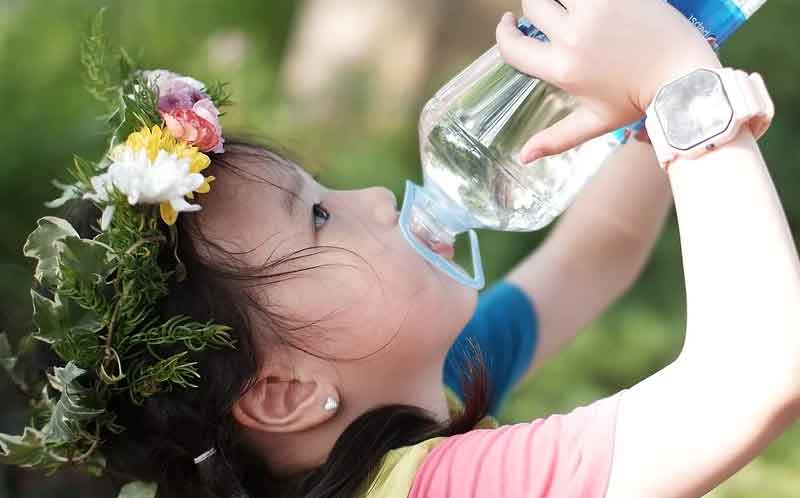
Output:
[496,0,721,163]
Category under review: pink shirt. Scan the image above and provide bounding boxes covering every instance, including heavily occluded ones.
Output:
[408,390,626,498]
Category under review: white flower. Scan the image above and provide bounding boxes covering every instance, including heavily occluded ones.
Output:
[84,145,206,230]
[108,147,204,206]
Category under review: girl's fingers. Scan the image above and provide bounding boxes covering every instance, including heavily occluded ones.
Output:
[522,0,568,35]
[495,12,557,79]
[520,107,613,164]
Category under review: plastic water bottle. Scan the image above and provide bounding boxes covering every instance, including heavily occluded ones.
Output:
[399,0,768,289]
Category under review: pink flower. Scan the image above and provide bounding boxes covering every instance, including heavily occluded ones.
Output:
[143,70,225,153]
[191,99,224,153]
[162,109,221,153]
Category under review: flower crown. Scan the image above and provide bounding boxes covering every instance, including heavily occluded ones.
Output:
[0,11,236,498]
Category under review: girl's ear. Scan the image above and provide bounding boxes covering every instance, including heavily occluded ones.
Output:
[232,373,340,434]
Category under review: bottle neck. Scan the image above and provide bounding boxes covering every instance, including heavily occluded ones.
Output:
[406,181,474,245]
[398,180,486,290]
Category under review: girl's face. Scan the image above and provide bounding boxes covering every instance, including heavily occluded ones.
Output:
[199,151,477,416]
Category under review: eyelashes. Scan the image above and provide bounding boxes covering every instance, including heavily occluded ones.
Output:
[312,202,330,230]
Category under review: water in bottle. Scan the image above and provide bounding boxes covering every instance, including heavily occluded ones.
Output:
[400,0,768,289]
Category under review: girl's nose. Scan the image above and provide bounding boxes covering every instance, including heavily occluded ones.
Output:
[361,187,398,226]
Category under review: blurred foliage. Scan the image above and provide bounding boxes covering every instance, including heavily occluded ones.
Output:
[0,1,797,497]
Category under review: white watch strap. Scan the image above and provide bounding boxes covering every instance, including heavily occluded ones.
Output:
[728,69,774,140]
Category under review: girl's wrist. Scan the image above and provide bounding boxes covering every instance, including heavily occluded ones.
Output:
[637,53,723,114]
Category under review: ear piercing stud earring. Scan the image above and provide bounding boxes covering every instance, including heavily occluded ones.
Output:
[323,397,339,412]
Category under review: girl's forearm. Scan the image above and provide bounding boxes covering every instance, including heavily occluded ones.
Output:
[603,130,800,498]
[511,140,674,372]
[559,139,673,248]
[546,139,672,298]
[671,129,800,395]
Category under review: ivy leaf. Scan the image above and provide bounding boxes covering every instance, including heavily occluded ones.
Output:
[31,291,104,347]
[23,217,79,288]
[57,237,113,287]
[117,481,157,498]
[68,299,105,334]
[42,362,105,443]
[0,426,65,468]
[30,384,55,425]
[31,291,67,345]
[0,427,46,466]
[0,332,29,393]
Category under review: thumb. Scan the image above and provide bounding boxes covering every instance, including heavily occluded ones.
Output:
[519,107,612,164]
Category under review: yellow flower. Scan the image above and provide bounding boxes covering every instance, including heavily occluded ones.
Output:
[120,125,215,225]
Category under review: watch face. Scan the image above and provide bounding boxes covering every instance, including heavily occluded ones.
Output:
[654,69,733,151]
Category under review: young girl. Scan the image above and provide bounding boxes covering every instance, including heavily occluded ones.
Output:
[4,1,798,498]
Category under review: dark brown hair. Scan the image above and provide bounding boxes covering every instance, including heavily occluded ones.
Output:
[65,139,490,498]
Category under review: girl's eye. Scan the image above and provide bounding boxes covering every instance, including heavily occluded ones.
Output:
[312,203,330,229]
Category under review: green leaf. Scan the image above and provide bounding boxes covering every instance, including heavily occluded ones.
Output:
[0,427,46,466]
[23,217,79,288]
[81,7,118,105]
[31,384,56,422]
[0,332,29,393]
[85,451,106,477]
[31,291,68,345]
[111,101,128,145]
[117,481,157,498]
[45,180,82,209]
[0,332,16,373]
[57,237,113,287]
[204,80,234,111]
[69,300,105,334]
[67,155,100,190]
[30,291,103,346]
[0,426,66,468]
[42,362,105,443]
[122,73,160,130]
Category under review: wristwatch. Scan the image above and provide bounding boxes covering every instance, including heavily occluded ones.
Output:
[644,67,774,170]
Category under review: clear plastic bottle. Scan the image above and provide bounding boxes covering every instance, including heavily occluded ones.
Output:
[400,3,767,289]
[418,23,622,234]
[399,20,623,289]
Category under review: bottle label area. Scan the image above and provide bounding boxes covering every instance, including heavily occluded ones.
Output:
[667,0,765,47]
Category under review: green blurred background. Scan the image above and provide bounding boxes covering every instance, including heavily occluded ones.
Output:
[0,0,797,496]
